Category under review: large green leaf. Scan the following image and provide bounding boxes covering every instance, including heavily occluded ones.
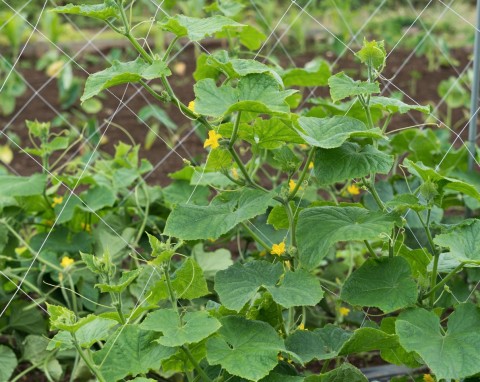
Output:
[192,244,233,279]
[396,303,480,380]
[433,219,480,266]
[285,324,351,363]
[93,325,175,381]
[282,59,331,87]
[404,159,480,201]
[206,316,285,381]
[296,207,397,269]
[314,142,393,185]
[51,1,119,21]
[95,269,140,293]
[0,345,17,382]
[147,258,209,303]
[82,58,171,101]
[341,257,418,313]
[295,116,384,149]
[164,188,278,240]
[305,364,368,382]
[370,96,430,114]
[0,174,47,197]
[207,50,282,84]
[158,14,244,41]
[141,309,220,347]
[215,261,323,311]
[328,72,379,102]
[339,327,398,355]
[194,74,296,117]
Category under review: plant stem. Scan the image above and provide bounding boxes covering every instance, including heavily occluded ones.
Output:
[229,111,242,149]
[363,240,378,258]
[381,113,393,134]
[162,36,179,62]
[181,346,213,382]
[72,337,106,382]
[362,177,386,211]
[422,262,465,301]
[240,222,270,251]
[284,201,297,247]
[288,148,314,200]
[140,81,170,103]
[163,263,178,313]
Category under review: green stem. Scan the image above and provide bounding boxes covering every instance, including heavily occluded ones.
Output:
[381,113,393,134]
[162,36,179,62]
[181,346,213,382]
[363,240,378,258]
[422,262,465,301]
[284,201,297,247]
[140,81,170,103]
[10,361,43,382]
[72,337,106,382]
[288,148,314,200]
[163,263,178,313]
[114,294,126,324]
[228,146,258,188]
[359,95,374,130]
[229,111,242,149]
[362,177,386,211]
[240,222,270,252]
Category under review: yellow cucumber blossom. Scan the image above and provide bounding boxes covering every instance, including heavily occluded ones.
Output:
[60,256,74,268]
[298,323,305,330]
[308,161,314,170]
[271,241,286,256]
[347,184,361,196]
[188,100,195,112]
[339,307,350,317]
[204,130,222,149]
[52,196,63,207]
[423,374,435,382]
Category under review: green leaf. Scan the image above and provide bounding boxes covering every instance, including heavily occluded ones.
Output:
[341,257,417,313]
[305,364,368,382]
[0,345,17,382]
[95,269,140,293]
[47,304,95,333]
[79,185,116,211]
[207,50,283,85]
[339,327,398,355]
[314,142,393,185]
[396,303,480,380]
[404,159,480,201]
[148,258,209,303]
[164,188,278,240]
[194,74,296,118]
[286,324,351,363]
[433,220,480,266]
[282,59,331,87]
[356,39,386,71]
[328,72,379,102]
[93,325,175,381]
[82,58,171,101]
[268,269,324,308]
[140,309,221,347]
[295,116,384,149]
[215,261,283,311]
[206,316,285,381]
[215,261,323,311]
[267,202,299,230]
[370,96,430,114]
[296,207,397,269]
[51,1,119,21]
[158,14,244,41]
[192,244,233,279]
[0,174,47,197]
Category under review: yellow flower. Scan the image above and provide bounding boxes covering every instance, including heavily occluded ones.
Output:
[308,161,313,170]
[423,374,435,382]
[15,246,27,256]
[52,196,63,207]
[81,222,91,232]
[231,167,239,180]
[46,60,64,78]
[60,256,74,268]
[188,100,195,112]
[347,184,360,196]
[271,241,286,256]
[204,130,222,149]
[339,307,350,317]
[298,323,305,330]
[289,179,296,193]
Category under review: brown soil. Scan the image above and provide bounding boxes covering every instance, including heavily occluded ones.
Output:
[0,44,473,186]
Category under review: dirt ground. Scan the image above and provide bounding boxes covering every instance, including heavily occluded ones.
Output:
[0,44,472,186]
